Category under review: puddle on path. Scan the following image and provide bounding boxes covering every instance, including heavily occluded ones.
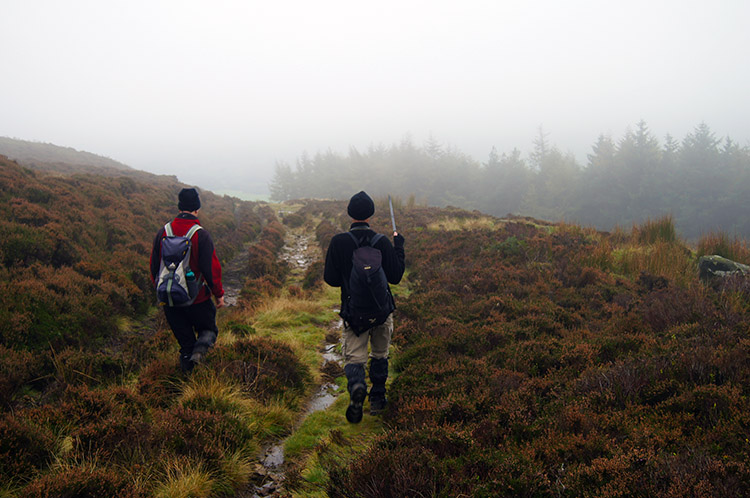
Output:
[259,333,344,469]
[248,331,343,496]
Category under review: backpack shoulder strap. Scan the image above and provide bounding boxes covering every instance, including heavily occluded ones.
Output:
[186,224,203,240]
[370,233,384,247]
[347,231,361,248]
[164,222,202,239]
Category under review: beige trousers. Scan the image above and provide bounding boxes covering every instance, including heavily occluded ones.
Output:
[342,314,393,365]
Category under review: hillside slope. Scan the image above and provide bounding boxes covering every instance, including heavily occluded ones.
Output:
[0,155,264,350]
[0,136,133,175]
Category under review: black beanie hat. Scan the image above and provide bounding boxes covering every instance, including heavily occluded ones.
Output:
[178,188,201,212]
[347,191,375,220]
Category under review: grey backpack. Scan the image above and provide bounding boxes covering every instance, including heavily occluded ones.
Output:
[156,223,203,307]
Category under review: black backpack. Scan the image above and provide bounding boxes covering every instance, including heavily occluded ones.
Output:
[341,231,395,335]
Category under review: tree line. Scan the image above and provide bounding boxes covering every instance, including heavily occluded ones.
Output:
[270,122,750,240]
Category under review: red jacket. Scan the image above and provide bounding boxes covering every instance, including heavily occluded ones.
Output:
[150,213,224,304]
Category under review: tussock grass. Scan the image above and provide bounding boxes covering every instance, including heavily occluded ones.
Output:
[179,370,293,442]
[116,316,135,334]
[590,216,696,285]
[697,231,750,263]
[613,242,694,284]
[252,296,333,328]
[633,214,677,244]
[217,449,256,493]
[180,373,257,418]
[248,399,295,438]
[0,486,17,498]
[580,236,614,271]
[427,216,501,231]
[153,458,214,498]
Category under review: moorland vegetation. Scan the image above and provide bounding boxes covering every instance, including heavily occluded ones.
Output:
[3,151,750,497]
[299,199,750,497]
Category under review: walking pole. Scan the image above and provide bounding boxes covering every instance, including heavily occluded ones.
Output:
[388,195,398,236]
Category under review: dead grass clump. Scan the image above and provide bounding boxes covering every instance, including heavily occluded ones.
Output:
[633,215,677,244]
[697,231,750,263]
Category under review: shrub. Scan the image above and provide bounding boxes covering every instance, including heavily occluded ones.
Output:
[0,413,54,481]
[209,337,311,402]
[51,348,126,386]
[328,441,439,498]
[154,405,254,467]
[0,345,47,409]
[137,356,184,407]
[22,466,144,498]
[282,212,305,228]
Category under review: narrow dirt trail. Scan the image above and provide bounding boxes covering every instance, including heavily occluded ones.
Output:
[243,221,345,498]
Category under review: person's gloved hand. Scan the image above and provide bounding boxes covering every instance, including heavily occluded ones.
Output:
[393,233,405,248]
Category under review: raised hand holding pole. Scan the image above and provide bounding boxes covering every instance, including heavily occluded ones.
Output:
[388,195,398,236]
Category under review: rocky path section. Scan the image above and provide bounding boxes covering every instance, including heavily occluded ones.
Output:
[221,241,254,307]
[278,232,318,273]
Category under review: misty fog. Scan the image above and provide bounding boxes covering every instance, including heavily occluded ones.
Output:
[1,1,748,199]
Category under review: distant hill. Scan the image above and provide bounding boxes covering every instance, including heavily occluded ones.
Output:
[0,136,132,176]
[0,136,189,188]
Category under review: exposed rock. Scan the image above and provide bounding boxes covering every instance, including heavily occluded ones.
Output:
[698,255,750,281]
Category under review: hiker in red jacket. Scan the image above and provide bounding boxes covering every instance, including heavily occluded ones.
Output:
[150,188,225,374]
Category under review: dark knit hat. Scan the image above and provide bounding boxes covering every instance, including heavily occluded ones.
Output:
[178,188,201,212]
[347,191,375,220]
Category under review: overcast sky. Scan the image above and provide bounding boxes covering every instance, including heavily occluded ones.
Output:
[1,0,749,194]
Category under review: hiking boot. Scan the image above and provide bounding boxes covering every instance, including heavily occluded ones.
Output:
[179,354,195,375]
[369,395,387,415]
[189,330,217,364]
[345,383,367,423]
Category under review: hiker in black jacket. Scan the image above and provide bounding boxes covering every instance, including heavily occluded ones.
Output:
[324,191,405,423]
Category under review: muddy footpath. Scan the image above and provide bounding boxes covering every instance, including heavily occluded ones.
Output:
[221,225,344,497]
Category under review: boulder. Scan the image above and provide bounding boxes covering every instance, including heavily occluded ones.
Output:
[698,255,750,281]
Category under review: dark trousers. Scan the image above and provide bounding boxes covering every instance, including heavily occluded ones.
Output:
[163,299,218,356]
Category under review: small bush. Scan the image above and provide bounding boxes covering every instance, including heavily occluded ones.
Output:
[0,413,54,481]
[23,466,143,498]
[0,345,47,408]
[210,337,311,402]
[154,405,254,467]
[137,356,184,408]
[282,212,305,228]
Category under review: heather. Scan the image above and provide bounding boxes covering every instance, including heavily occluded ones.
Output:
[0,158,293,496]
[0,155,263,350]
[4,154,750,496]
[316,201,750,497]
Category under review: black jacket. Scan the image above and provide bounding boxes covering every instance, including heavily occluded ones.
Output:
[324,222,405,305]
